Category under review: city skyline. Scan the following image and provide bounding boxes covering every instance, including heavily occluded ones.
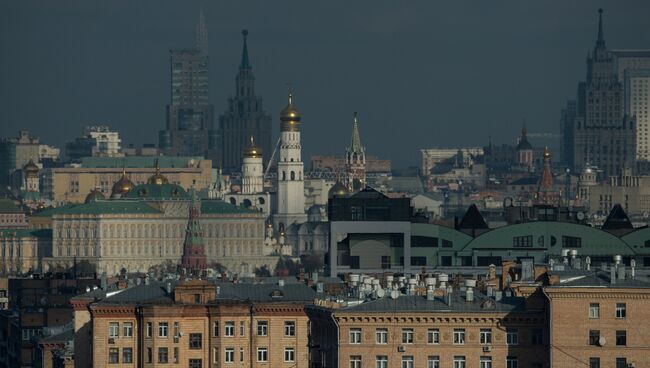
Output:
[1,1,650,168]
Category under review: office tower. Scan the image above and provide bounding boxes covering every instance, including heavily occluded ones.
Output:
[274,92,307,228]
[612,50,650,161]
[345,112,366,191]
[218,30,272,173]
[159,11,218,160]
[562,10,636,177]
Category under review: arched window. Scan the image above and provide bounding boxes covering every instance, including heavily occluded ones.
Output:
[291,171,295,180]
[282,171,286,181]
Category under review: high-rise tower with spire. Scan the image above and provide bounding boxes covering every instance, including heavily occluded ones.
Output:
[345,112,366,191]
[218,30,272,172]
[159,10,218,161]
[561,9,636,177]
[273,92,307,229]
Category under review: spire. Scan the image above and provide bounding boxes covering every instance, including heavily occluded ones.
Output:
[596,8,605,46]
[240,29,250,69]
[196,8,208,54]
[349,112,363,153]
[181,188,207,273]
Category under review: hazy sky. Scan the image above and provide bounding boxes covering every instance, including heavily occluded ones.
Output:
[1,1,649,168]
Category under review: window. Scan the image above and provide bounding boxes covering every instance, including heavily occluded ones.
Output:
[402,328,414,344]
[123,348,133,363]
[109,322,119,338]
[213,322,219,337]
[257,347,268,362]
[589,357,600,368]
[376,328,388,344]
[512,235,533,247]
[376,356,388,368]
[159,322,169,337]
[506,329,518,345]
[213,348,219,364]
[616,358,627,368]
[189,333,202,349]
[453,329,465,344]
[616,303,626,318]
[240,321,245,336]
[284,321,296,336]
[616,330,627,346]
[480,328,492,344]
[453,356,466,368]
[225,321,235,337]
[257,321,268,336]
[225,348,234,363]
[402,356,414,368]
[240,348,244,362]
[147,348,152,363]
[532,328,543,344]
[146,322,153,337]
[189,359,202,368]
[589,303,600,319]
[173,347,179,364]
[506,357,518,368]
[381,256,391,269]
[108,348,119,364]
[350,356,362,368]
[589,330,600,346]
[427,328,440,344]
[284,348,295,362]
[427,356,440,368]
[562,235,582,248]
[349,328,362,344]
[480,357,492,368]
[158,347,169,364]
[123,322,133,338]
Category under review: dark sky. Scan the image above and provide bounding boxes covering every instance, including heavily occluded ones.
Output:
[1,1,649,168]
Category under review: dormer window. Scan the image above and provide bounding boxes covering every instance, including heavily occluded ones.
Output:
[270,290,284,298]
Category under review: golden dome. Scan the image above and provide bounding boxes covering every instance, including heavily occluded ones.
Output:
[243,136,262,158]
[280,92,302,132]
[328,181,350,199]
[23,160,39,175]
[111,171,134,196]
[543,146,552,159]
[84,188,105,203]
[148,160,169,185]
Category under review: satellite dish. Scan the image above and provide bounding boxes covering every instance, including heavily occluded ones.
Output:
[390,290,399,299]
[376,289,385,298]
[577,212,585,221]
[598,336,606,346]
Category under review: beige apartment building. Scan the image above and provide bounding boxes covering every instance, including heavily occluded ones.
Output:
[72,279,313,368]
[41,156,212,204]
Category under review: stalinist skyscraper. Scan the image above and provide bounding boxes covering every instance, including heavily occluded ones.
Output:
[274,92,307,228]
[218,30,272,173]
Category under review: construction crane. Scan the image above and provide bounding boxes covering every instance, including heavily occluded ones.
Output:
[263,137,282,180]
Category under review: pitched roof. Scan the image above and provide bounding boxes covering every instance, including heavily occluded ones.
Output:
[602,204,633,230]
[458,204,489,230]
[123,184,190,200]
[351,187,388,199]
[201,200,260,215]
[52,201,161,215]
[0,228,52,239]
[336,293,526,313]
[0,198,23,213]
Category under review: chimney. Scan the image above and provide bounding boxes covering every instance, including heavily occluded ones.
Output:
[631,259,636,279]
[585,256,591,271]
[166,282,172,294]
[610,265,616,285]
[100,272,107,290]
[298,268,305,282]
[446,286,453,306]
[618,265,626,280]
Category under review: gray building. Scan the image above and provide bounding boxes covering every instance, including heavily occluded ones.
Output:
[218,30,272,173]
[159,12,218,161]
[562,10,640,177]
[0,130,40,188]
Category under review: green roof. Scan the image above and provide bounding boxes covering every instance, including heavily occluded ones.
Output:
[20,191,40,201]
[52,201,161,215]
[201,200,260,215]
[80,156,204,168]
[123,183,190,200]
[0,198,23,213]
[0,228,51,239]
[31,204,77,218]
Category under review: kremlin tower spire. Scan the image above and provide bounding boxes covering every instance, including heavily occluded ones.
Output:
[345,112,366,191]
[596,8,605,47]
[241,29,250,69]
[181,189,207,273]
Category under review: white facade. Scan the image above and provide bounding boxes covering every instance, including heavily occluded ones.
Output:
[85,126,122,157]
[242,155,264,194]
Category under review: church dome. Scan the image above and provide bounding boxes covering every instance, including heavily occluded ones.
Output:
[148,168,169,185]
[84,188,105,203]
[543,146,552,159]
[280,92,301,132]
[111,172,134,196]
[243,136,262,158]
[328,181,350,199]
[23,160,39,175]
[516,127,532,151]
